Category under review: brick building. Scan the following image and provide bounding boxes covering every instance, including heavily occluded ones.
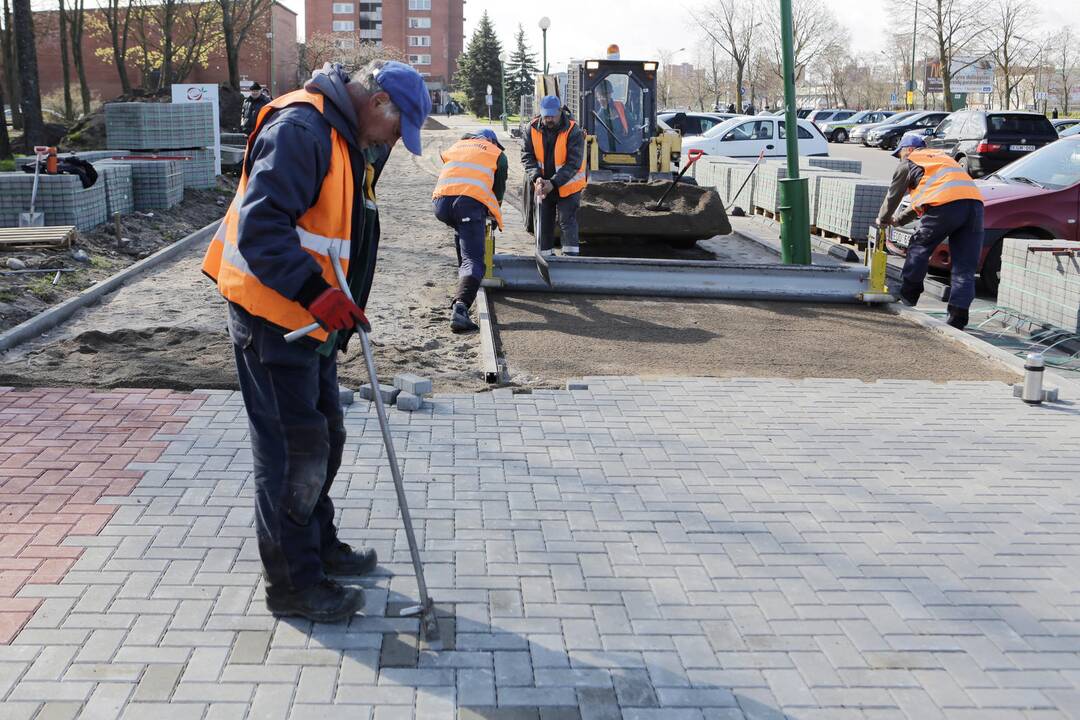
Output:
[30,2,299,105]
[305,0,464,108]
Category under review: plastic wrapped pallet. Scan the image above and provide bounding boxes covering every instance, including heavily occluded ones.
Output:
[802,157,861,174]
[95,159,184,211]
[93,162,135,216]
[105,102,215,151]
[806,172,853,228]
[815,176,889,240]
[131,148,216,190]
[999,238,1080,332]
[0,172,107,230]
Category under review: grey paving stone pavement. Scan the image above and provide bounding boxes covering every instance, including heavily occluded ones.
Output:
[4,377,1080,719]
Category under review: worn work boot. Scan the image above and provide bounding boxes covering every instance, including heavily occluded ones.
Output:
[562,245,580,257]
[323,542,378,577]
[450,301,479,333]
[898,290,919,307]
[265,578,364,623]
[946,305,969,330]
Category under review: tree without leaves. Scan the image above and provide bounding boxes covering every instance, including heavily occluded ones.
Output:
[87,0,135,95]
[983,0,1038,109]
[0,63,10,158]
[2,0,22,129]
[764,0,846,87]
[504,24,537,113]
[126,0,223,90]
[60,0,92,115]
[1051,25,1077,115]
[58,0,74,120]
[891,0,987,111]
[299,33,407,78]
[217,0,272,90]
[691,0,757,111]
[456,11,502,117]
[12,0,45,148]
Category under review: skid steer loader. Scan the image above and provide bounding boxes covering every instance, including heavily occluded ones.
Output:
[522,48,731,249]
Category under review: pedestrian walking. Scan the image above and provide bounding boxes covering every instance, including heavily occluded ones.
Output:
[522,94,586,256]
[239,82,270,136]
[876,133,984,329]
[432,128,507,332]
[202,60,431,622]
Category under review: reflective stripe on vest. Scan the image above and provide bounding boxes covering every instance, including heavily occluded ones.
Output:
[530,119,588,197]
[432,139,504,229]
[201,88,355,342]
[906,149,983,214]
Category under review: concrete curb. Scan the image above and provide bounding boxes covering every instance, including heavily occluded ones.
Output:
[889,303,1080,399]
[0,219,222,353]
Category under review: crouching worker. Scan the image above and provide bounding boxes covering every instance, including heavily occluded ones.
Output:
[432,128,506,332]
[202,60,431,623]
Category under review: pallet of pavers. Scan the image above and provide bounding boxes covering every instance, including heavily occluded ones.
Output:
[105,101,215,151]
[221,132,247,146]
[92,162,135,216]
[0,173,107,230]
[802,156,862,174]
[806,172,856,229]
[726,162,758,212]
[998,239,1080,332]
[131,149,216,190]
[815,176,889,240]
[94,158,184,211]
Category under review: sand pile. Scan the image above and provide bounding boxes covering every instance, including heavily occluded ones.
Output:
[579,181,731,239]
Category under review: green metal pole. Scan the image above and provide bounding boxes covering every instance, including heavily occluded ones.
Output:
[501,62,508,132]
[778,0,811,265]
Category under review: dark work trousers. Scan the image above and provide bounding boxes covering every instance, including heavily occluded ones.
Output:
[900,199,984,310]
[537,190,581,252]
[433,195,488,308]
[227,303,345,596]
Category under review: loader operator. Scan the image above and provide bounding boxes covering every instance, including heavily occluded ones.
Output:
[593,79,632,152]
[522,94,587,256]
[432,128,507,332]
[202,60,431,623]
[876,133,984,330]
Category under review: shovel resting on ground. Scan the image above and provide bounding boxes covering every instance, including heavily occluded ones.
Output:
[533,185,552,286]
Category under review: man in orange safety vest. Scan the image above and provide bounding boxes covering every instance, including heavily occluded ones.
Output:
[522,95,586,255]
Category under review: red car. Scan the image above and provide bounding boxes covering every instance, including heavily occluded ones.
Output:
[886,135,1080,294]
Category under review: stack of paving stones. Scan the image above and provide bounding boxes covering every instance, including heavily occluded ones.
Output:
[725,162,757,212]
[131,148,216,190]
[754,163,831,216]
[802,156,862,174]
[220,132,247,145]
[998,238,1080,331]
[93,159,184,211]
[815,175,890,239]
[806,172,855,228]
[92,162,135,216]
[0,173,106,230]
[356,373,433,411]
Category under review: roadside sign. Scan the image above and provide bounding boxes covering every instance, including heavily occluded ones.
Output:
[906,91,914,105]
[486,94,493,106]
[171,84,221,175]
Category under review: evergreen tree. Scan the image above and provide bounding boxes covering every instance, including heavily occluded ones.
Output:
[505,24,538,115]
[457,11,503,117]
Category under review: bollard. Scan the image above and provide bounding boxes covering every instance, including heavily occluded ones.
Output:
[1022,353,1044,405]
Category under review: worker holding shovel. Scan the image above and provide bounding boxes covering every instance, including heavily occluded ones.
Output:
[202,60,431,623]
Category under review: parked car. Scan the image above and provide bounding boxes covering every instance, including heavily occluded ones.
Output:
[819,109,896,143]
[807,108,857,128]
[852,111,918,145]
[924,110,1058,178]
[679,115,829,160]
[885,134,1080,294]
[866,111,949,149]
[1062,123,1080,138]
[1052,118,1080,135]
[658,111,737,137]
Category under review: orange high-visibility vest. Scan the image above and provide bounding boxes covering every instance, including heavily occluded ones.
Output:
[432,137,504,229]
[610,101,629,133]
[906,148,983,215]
[530,118,587,197]
[202,89,355,343]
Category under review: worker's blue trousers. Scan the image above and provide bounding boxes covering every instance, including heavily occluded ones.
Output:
[433,195,488,308]
[228,303,344,595]
[900,199,984,310]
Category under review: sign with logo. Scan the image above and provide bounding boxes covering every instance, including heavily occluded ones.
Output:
[924,58,994,95]
[171,83,221,175]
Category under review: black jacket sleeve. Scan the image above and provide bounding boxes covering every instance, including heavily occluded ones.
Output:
[551,124,585,189]
[235,115,334,305]
[521,122,542,184]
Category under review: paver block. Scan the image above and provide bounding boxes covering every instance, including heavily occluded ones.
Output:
[339,385,355,406]
[105,102,215,150]
[360,383,401,404]
[395,391,423,411]
[393,373,433,396]
[94,159,184,211]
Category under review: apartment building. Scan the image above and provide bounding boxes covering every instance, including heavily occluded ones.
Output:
[306,0,464,107]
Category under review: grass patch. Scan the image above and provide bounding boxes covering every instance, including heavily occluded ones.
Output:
[27,275,58,299]
[0,159,15,172]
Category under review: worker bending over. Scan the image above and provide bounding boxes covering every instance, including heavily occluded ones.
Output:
[522,95,586,256]
[203,60,431,623]
[432,128,507,332]
[877,133,984,330]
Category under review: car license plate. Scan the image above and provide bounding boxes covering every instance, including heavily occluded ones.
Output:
[1010,144,1036,151]
[890,228,912,248]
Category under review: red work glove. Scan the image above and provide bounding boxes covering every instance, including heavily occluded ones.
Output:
[307,288,370,333]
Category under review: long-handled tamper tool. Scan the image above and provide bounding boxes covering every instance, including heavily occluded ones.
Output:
[283,246,440,641]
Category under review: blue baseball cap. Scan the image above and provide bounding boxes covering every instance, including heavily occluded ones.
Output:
[539,95,562,117]
[375,61,431,155]
[892,132,927,158]
[476,128,498,143]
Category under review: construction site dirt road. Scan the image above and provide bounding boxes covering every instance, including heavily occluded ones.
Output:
[0,125,1017,391]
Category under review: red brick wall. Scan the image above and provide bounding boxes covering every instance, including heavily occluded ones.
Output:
[31,3,299,103]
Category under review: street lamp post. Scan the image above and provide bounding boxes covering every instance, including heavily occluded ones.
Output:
[539,17,550,75]
[909,0,918,110]
[777,0,810,265]
[500,52,509,133]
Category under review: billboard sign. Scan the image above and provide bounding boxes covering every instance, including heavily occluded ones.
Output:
[924,57,994,95]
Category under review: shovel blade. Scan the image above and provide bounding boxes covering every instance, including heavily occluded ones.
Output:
[19,212,45,228]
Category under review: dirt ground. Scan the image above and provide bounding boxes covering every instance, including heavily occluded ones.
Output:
[0,121,1020,393]
[0,178,236,333]
[491,293,1019,386]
